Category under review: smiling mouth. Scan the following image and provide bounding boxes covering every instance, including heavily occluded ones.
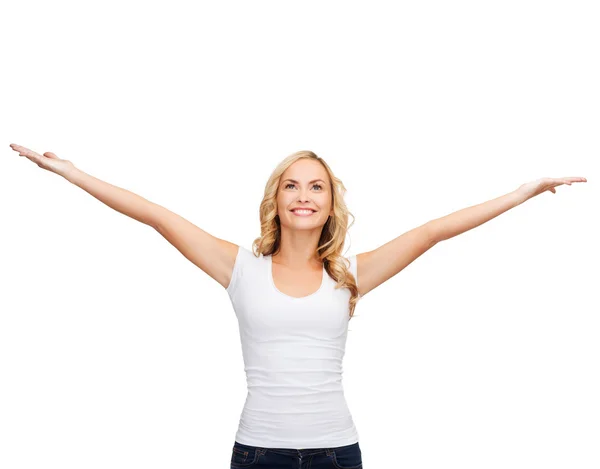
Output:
[290,209,317,216]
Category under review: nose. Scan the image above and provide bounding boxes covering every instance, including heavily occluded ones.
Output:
[297,191,310,202]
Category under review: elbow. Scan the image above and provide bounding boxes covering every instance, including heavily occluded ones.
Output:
[425,220,441,246]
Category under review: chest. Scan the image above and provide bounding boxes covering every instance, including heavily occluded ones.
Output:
[271,262,324,298]
[229,255,352,333]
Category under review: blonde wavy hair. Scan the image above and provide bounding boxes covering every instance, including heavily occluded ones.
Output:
[251,150,361,320]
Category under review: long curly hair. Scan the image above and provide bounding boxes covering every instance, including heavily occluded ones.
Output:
[251,150,361,320]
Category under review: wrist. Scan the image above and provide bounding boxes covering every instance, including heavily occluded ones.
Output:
[513,188,530,206]
[61,164,81,183]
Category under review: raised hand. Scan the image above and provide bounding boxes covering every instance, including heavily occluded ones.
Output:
[517,177,587,201]
[9,143,75,177]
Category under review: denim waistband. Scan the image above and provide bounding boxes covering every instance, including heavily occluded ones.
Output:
[234,441,357,458]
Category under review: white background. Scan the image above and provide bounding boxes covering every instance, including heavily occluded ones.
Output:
[1,1,598,468]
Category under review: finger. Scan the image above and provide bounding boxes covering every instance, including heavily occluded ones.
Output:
[20,149,38,158]
[12,144,33,154]
[14,146,42,162]
[43,152,58,159]
[12,144,29,154]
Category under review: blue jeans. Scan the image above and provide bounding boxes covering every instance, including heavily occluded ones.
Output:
[230,440,363,468]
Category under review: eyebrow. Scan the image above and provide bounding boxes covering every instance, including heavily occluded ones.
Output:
[282,179,326,184]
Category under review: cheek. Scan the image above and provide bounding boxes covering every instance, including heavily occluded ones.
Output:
[279,193,293,205]
[278,194,295,210]
[317,195,331,208]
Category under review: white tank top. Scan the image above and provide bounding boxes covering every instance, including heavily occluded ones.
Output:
[226,245,360,449]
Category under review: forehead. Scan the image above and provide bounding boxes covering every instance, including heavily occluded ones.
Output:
[281,159,328,180]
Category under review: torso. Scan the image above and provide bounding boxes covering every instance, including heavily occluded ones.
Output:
[226,247,360,448]
[270,255,325,299]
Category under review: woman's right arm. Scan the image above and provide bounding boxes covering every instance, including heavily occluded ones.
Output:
[66,166,160,227]
[66,167,239,289]
[10,144,238,289]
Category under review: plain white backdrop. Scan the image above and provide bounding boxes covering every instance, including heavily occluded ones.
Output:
[1,1,598,468]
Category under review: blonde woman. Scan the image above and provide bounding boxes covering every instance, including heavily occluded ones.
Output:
[9,143,586,469]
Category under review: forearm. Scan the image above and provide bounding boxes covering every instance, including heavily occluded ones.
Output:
[64,167,163,228]
[429,189,528,243]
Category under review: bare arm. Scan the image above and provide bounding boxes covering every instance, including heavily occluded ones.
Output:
[151,209,239,289]
[429,177,586,243]
[9,143,238,289]
[353,222,436,298]
[65,167,161,227]
[429,189,525,244]
[353,177,586,298]
[65,167,238,288]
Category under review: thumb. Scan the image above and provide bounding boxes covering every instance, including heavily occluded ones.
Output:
[43,151,58,159]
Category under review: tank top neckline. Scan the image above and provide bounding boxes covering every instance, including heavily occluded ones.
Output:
[267,254,326,300]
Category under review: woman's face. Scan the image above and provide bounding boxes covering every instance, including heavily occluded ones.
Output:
[276,159,333,230]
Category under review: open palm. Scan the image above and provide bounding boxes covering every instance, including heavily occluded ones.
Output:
[9,143,74,177]
[517,177,587,200]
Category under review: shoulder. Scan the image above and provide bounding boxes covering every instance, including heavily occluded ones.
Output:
[225,245,261,295]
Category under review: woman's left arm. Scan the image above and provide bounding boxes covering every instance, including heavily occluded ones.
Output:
[353,177,586,298]
[429,176,587,243]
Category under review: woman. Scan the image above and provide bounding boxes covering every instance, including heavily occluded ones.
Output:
[9,143,586,468]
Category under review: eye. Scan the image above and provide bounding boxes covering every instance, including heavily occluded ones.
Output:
[284,183,323,190]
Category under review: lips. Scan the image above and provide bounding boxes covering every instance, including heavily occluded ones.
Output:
[291,209,316,216]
